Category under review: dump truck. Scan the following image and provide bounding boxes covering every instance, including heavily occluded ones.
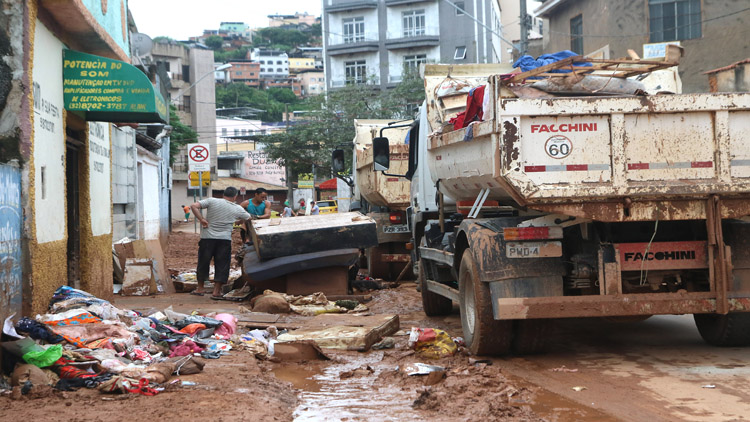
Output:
[350,119,414,280]
[371,49,750,354]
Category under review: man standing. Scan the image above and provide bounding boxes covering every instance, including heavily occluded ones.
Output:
[240,187,272,219]
[190,187,252,298]
[310,200,320,215]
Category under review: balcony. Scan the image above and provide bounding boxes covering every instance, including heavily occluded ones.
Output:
[327,40,380,56]
[325,0,378,13]
[385,35,440,50]
[385,0,436,5]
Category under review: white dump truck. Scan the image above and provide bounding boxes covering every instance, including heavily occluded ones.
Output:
[349,120,414,280]
[371,51,750,354]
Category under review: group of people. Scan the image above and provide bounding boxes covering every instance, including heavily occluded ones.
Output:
[184,187,318,299]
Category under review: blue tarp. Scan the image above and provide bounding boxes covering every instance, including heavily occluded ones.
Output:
[512,50,592,74]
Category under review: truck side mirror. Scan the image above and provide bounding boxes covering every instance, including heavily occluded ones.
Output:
[332,149,345,173]
[373,137,390,171]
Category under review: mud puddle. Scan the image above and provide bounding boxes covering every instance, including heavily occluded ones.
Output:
[505,374,621,422]
[279,352,425,422]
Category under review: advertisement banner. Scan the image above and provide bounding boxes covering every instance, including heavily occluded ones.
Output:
[242,150,285,186]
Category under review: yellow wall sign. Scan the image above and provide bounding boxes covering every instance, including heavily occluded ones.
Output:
[189,171,211,187]
[63,50,168,123]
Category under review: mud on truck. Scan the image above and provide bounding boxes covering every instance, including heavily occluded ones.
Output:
[371,47,750,355]
[334,120,415,280]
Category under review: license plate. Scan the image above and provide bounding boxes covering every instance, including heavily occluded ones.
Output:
[383,224,409,234]
[506,241,562,258]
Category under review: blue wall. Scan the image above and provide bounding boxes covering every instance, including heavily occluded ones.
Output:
[0,164,22,320]
[81,0,130,56]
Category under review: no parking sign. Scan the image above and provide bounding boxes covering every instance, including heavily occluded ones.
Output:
[188,143,210,172]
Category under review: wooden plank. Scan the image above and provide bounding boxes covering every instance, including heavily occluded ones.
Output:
[276,314,399,351]
[145,239,174,294]
[250,212,378,261]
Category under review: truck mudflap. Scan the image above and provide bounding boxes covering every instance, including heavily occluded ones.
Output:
[457,218,565,283]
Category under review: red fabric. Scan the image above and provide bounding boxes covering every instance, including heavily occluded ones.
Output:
[451,85,486,130]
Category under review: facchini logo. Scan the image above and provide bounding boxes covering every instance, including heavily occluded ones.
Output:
[531,123,598,133]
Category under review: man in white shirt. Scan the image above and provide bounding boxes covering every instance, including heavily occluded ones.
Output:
[190,186,252,298]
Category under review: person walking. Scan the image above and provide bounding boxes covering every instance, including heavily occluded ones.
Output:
[190,186,252,299]
[310,200,320,215]
[182,205,191,222]
[282,200,296,217]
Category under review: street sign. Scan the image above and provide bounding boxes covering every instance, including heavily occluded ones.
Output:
[189,171,210,187]
[188,143,210,172]
[239,187,246,196]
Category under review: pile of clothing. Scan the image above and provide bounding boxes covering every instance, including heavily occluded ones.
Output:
[1,286,236,397]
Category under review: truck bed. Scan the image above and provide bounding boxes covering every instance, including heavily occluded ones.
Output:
[428,91,750,221]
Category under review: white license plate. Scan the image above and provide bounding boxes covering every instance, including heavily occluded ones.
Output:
[383,224,409,233]
[506,241,562,258]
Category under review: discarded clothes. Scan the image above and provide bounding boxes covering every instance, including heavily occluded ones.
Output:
[15,317,64,344]
[512,50,592,74]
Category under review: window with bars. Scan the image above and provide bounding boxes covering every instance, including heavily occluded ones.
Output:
[649,0,701,42]
[570,14,583,54]
[344,60,367,85]
[343,17,365,43]
[403,54,427,72]
[403,10,426,37]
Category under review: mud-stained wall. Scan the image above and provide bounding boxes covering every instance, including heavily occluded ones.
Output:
[540,0,750,93]
[79,123,114,301]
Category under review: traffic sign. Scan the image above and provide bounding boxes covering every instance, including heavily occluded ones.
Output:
[188,143,210,171]
[189,171,210,187]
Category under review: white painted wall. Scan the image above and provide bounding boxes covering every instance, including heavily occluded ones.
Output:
[88,122,112,236]
[137,148,161,240]
[387,46,439,82]
[385,2,440,39]
[330,51,380,85]
[326,9,379,45]
[32,20,65,244]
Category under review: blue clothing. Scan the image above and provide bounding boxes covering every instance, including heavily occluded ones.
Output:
[246,200,266,217]
[512,50,591,75]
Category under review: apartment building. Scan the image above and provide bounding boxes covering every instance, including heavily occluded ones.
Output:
[251,48,290,79]
[322,0,499,90]
[227,60,261,87]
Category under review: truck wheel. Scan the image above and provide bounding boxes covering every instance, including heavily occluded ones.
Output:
[459,249,513,355]
[419,258,452,316]
[694,313,750,347]
[512,320,551,354]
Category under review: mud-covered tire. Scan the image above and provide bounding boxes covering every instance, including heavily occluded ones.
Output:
[459,249,513,355]
[419,258,452,316]
[694,313,750,347]
[512,320,551,355]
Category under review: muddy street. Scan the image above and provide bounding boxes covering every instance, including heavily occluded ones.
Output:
[4,228,750,422]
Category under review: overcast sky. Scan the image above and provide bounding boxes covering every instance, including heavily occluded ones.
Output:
[128,0,321,40]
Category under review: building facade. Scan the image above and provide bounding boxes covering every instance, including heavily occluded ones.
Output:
[152,41,218,218]
[251,49,290,79]
[322,0,498,90]
[534,0,750,93]
[227,60,260,87]
[0,0,170,319]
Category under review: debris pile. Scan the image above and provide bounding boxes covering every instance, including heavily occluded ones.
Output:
[0,286,238,398]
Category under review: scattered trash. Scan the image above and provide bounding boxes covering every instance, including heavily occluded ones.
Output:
[372,337,396,350]
[408,327,457,359]
[181,381,197,386]
[572,386,587,392]
[702,384,716,389]
[469,358,492,366]
[402,363,446,376]
[550,365,578,373]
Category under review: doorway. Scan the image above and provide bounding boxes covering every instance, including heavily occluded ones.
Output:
[66,136,82,288]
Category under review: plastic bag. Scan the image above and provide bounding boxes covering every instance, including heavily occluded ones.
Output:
[22,344,63,368]
[173,315,223,329]
[213,313,237,338]
[408,327,457,359]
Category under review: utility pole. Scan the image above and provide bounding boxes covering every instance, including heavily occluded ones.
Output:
[519,0,530,57]
[284,103,294,211]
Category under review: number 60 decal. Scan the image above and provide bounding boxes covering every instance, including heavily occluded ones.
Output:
[545,135,572,159]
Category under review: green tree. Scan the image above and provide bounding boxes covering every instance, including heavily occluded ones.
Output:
[215,83,298,121]
[253,27,310,53]
[204,35,224,50]
[169,105,198,165]
[259,74,426,181]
